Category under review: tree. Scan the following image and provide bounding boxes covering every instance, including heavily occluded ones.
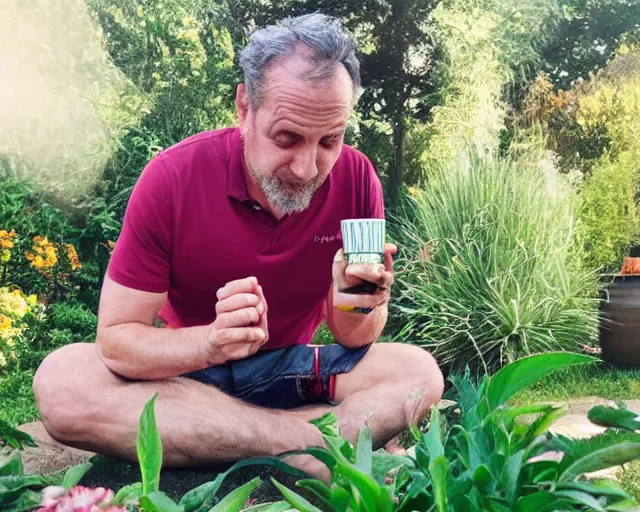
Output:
[541,0,640,89]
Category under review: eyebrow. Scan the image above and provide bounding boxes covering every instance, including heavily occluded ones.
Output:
[269,120,346,138]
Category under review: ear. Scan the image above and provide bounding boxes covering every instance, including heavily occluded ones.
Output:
[236,83,250,126]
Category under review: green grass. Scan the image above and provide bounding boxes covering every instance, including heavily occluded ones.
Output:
[511,362,640,404]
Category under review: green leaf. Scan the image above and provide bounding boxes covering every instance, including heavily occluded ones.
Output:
[178,474,226,512]
[554,489,607,512]
[560,442,640,482]
[327,445,390,512]
[309,413,340,438]
[516,406,568,451]
[61,462,92,489]
[486,353,597,411]
[0,451,22,477]
[139,491,184,512]
[606,498,640,511]
[0,474,49,505]
[371,451,414,485]
[225,456,308,479]
[113,482,144,506]
[242,502,293,512]
[472,464,493,492]
[424,407,445,458]
[355,426,373,475]
[137,393,162,495]
[501,403,562,430]
[515,491,554,512]
[588,405,640,431]
[0,419,37,450]
[429,455,448,512]
[0,489,43,512]
[328,487,351,511]
[295,479,332,506]
[271,478,323,512]
[209,477,261,512]
[558,480,631,500]
[291,447,337,473]
[502,450,525,505]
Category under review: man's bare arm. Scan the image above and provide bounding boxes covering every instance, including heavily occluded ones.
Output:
[96,275,268,380]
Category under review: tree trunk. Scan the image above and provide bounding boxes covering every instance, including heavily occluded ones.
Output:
[388,112,405,209]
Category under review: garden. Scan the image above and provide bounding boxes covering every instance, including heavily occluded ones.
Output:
[2,0,640,510]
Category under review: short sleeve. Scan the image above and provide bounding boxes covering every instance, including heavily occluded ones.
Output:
[107,155,174,293]
[364,158,385,220]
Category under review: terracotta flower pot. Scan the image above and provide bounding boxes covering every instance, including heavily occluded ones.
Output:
[599,273,640,368]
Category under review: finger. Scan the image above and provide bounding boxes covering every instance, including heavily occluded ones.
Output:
[377,270,395,290]
[383,243,398,272]
[255,285,269,344]
[216,327,267,347]
[332,249,347,278]
[344,263,386,284]
[224,341,263,362]
[216,293,261,314]
[215,307,260,329]
[333,289,390,310]
[216,277,259,301]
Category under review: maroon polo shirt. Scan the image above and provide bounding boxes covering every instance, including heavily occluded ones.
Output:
[107,127,384,350]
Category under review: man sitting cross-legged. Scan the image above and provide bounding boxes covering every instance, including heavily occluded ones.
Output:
[32,13,444,478]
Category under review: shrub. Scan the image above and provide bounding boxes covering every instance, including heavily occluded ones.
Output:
[388,150,601,374]
[47,303,97,341]
[578,150,640,272]
[520,46,640,270]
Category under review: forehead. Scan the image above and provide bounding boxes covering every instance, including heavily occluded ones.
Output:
[256,53,353,131]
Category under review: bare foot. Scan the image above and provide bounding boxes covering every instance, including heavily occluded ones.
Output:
[384,435,409,456]
[282,453,332,484]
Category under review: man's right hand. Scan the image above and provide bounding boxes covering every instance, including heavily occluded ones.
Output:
[203,276,269,366]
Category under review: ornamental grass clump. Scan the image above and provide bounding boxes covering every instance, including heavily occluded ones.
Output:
[389,150,601,374]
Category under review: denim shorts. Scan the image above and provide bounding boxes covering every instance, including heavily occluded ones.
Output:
[182,343,371,409]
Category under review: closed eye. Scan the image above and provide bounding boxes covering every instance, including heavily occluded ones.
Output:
[274,131,300,147]
[320,134,342,148]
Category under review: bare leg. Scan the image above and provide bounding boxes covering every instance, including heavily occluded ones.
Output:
[292,342,444,448]
[33,343,323,467]
[33,342,443,468]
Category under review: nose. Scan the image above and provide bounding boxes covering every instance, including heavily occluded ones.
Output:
[290,146,318,182]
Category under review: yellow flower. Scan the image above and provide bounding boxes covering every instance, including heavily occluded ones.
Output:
[0,314,12,331]
[0,229,16,250]
[25,235,58,270]
[0,352,6,367]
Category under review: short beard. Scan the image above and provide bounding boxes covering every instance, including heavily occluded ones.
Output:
[254,172,320,215]
[243,139,322,216]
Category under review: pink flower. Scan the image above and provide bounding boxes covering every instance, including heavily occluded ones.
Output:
[37,485,127,512]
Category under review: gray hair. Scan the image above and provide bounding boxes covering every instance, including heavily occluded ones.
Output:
[239,13,362,109]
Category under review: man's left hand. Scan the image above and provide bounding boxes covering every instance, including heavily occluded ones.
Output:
[332,243,397,313]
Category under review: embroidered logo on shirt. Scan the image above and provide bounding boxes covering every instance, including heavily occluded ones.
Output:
[314,230,342,244]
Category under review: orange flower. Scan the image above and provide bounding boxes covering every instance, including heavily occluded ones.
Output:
[64,243,81,271]
[621,256,640,275]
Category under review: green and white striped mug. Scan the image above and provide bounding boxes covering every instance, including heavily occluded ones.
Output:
[340,218,386,265]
